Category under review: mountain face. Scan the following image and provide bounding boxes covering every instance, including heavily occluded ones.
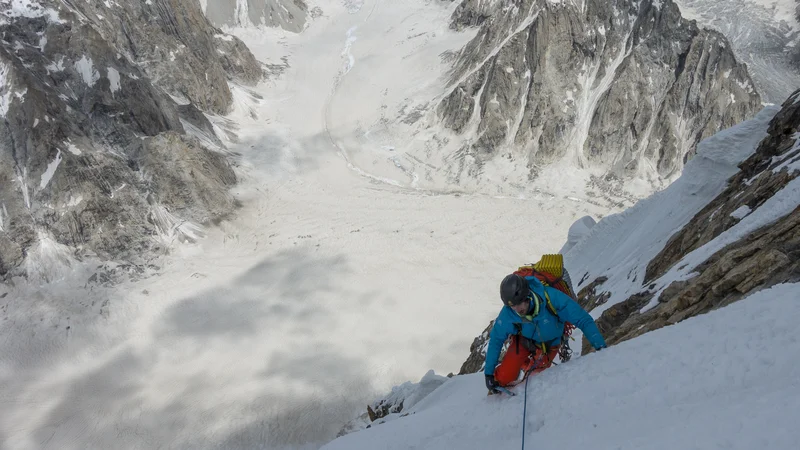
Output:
[439,0,762,188]
[202,0,309,32]
[0,0,263,280]
[671,0,800,104]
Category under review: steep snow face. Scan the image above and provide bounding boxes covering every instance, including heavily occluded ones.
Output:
[673,0,800,103]
[324,283,800,449]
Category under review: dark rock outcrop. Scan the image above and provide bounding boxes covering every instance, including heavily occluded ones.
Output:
[576,276,610,311]
[337,370,449,437]
[60,0,264,114]
[458,321,493,375]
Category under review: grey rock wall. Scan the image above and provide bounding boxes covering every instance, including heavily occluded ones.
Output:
[0,0,259,280]
[204,0,308,33]
[440,0,762,183]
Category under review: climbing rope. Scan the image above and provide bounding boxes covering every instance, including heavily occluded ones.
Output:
[520,350,546,450]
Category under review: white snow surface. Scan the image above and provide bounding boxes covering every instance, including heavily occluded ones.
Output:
[0,60,12,117]
[324,283,800,450]
[38,150,62,190]
[731,204,752,219]
[74,55,99,87]
[106,66,121,94]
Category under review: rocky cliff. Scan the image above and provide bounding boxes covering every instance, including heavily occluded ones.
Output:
[0,0,263,280]
[202,0,309,32]
[439,0,762,188]
[671,0,800,104]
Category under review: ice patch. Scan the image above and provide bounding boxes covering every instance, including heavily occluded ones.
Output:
[66,141,82,155]
[730,205,751,219]
[107,67,121,94]
[168,93,192,106]
[234,0,249,26]
[0,61,11,117]
[46,57,65,73]
[341,26,358,74]
[74,56,100,87]
[66,194,83,207]
[16,168,31,209]
[39,150,63,190]
[0,203,7,232]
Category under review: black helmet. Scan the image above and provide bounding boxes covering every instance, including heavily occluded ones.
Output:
[500,274,530,307]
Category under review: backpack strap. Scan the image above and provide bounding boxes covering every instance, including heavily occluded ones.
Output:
[543,289,559,317]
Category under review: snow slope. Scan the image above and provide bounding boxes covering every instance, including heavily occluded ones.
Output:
[323,282,800,450]
[563,105,780,319]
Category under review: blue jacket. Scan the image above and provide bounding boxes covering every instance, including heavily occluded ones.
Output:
[484,276,606,375]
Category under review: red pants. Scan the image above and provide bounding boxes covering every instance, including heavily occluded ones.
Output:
[494,336,560,386]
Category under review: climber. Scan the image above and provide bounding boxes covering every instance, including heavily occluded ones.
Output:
[484,273,607,394]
